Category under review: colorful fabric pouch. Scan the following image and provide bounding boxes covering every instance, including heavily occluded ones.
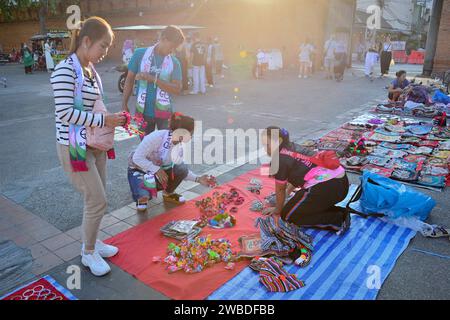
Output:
[257,258,305,292]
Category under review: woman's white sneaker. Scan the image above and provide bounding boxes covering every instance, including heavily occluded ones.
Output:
[81,251,111,277]
[95,240,119,258]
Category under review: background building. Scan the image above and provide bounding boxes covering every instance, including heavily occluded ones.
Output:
[423,0,450,75]
[0,0,355,67]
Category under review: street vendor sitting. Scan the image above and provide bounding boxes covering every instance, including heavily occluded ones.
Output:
[388,70,410,102]
[128,112,215,211]
[262,126,350,234]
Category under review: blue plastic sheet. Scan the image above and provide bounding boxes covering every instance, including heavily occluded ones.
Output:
[359,171,436,221]
[432,90,450,104]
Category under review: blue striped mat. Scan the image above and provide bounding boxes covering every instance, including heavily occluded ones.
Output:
[208,212,416,300]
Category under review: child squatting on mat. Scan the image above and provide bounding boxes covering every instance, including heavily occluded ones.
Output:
[262,127,351,235]
[127,113,217,211]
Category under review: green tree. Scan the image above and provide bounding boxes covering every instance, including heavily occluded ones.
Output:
[0,1,78,34]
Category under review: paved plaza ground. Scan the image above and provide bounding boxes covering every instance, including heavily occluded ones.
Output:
[0,60,449,300]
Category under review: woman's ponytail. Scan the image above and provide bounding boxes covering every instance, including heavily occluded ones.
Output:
[69,27,81,54]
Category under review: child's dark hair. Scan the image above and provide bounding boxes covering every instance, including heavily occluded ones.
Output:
[161,25,185,47]
[69,16,114,54]
[170,112,195,133]
[264,126,291,149]
[396,70,406,78]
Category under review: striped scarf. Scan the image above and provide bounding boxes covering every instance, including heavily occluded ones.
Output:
[258,258,305,292]
[68,54,102,172]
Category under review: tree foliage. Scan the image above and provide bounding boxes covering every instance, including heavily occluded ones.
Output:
[0,1,78,22]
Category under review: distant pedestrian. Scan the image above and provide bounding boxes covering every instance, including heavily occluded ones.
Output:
[44,39,55,72]
[214,37,224,78]
[334,39,347,82]
[323,35,337,80]
[380,34,393,77]
[190,33,207,94]
[21,43,33,74]
[298,39,314,79]
[175,40,189,92]
[365,45,379,81]
[206,37,215,87]
[256,49,266,79]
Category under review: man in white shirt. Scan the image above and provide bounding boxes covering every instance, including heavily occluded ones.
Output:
[323,35,337,80]
[299,40,314,79]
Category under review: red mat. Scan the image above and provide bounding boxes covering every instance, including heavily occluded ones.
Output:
[105,168,274,300]
[1,275,77,300]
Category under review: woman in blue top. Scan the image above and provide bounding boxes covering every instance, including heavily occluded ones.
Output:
[122,26,184,136]
[388,70,411,102]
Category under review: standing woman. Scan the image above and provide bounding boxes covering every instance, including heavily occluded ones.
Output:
[298,39,314,79]
[379,34,392,78]
[50,17,126,276]
[44,39,55,72]
[21,43,33,74]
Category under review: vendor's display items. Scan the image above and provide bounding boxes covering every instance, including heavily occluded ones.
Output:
[195,189,244,225]
[250,257,305,292]
[304,113,450,191]
[208,213,236,229]
[374,85,450,119]
[160,220,202,240]
[246,178,263,194]
[161,236,234,274]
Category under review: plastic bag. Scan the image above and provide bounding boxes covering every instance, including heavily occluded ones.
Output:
[359,171,436,221]
[432,90,450,104]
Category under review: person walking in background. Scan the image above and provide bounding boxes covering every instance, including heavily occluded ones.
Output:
[190,33,207,95]
[206,37,215,88]
[380,34,392,78]
[357,41,365,63]
[184,35,193,88]
[175,40,189,92]
[334,38,347,82]
[298,39,314,79]
[365,44,379,81]
[256,49,266,79]
[21,43,33,74]
[44,39,55,72]
[323,34,337,80]
[214,37,224,79]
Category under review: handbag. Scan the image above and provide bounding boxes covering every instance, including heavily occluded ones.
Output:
[86,99,115,151]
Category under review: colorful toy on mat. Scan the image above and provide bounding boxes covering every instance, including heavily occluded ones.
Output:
[204,175,218,188]
[164,235,235,274]
[246,178,263,194]
[195,188,244,224]
[347,137,368,156]
[122,112,147,139]
[250,200,265,212]
[208,213,236,229]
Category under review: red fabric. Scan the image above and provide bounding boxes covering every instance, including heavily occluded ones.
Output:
[2,278,69,300]
[392,50,408,64]
[408,51,425,64]
[310,151,341,170]
[105,168,275,300]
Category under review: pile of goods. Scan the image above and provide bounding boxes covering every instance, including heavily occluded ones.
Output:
[160,236,235,274]
[373,85,450,118]
[160,220,202,240]
[303,114,450,190]
[246,179,263,195]
[195,188,244,227]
